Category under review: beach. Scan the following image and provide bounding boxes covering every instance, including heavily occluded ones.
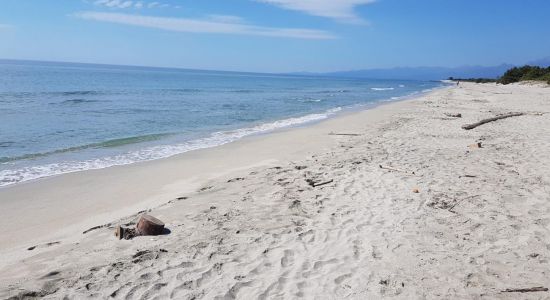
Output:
[1,82,550,299]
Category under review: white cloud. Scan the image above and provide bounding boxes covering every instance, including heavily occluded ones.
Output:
[94,0,132,8]
[206,15,245,24]
[93,0,175,9]
[256,0,375,23]
[73,11,336,39]
[120,1,133,8]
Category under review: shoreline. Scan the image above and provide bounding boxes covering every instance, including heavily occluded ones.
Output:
[2,82,549,298]
[0,85,446,189]
[0,86,442,258]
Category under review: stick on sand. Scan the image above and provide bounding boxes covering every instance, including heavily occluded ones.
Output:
[501,287,548,293]
[329,132,361,136]
[379,164,416,175]
[306,179,334,187]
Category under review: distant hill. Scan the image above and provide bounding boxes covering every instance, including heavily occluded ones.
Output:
[296,64,515,81]
[302,57,550,81]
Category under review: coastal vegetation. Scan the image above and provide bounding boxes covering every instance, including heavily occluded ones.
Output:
[448,77,496,83]
[498,65,550,84]
[450,65,550,85]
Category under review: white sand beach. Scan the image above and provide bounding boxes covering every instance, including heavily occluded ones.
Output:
[1,82,550,299]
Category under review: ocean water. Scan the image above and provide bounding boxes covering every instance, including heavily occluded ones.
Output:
[0,60,444,187]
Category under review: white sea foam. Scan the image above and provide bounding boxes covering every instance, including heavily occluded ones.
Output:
[371,87,394,91]
[0,107,342,187]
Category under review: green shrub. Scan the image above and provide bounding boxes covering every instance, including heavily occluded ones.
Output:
[499,67,525,84]
[450,66,550,85]
[498,65,550,85]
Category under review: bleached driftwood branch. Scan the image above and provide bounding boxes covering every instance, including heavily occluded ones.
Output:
[461,112,524,130]
[501,287,548,293]
[329,132,361,136]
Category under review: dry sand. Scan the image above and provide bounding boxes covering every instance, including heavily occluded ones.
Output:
[1,82,550,299]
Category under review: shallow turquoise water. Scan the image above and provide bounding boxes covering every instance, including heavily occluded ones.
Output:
[0,60,444,186]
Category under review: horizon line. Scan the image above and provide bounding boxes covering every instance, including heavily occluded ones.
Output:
[0,57,536,79]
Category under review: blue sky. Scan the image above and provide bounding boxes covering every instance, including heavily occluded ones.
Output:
[1,0,549,72]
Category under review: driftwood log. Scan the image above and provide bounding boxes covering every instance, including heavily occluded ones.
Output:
[137,214,165,236]
[462,112,524,130]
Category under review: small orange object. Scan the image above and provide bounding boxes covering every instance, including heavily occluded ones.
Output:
[412,188,420,193]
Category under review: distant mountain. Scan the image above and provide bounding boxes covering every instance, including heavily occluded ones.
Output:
[299,57,550,81]
[311,64,515,81]
[527,57,550,67]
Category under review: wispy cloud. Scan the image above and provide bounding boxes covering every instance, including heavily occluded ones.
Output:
[206,14,245,24]
[92,0,179,10]
[255,0,375,24]
[94,0,134,9]
[146,2,173,9]
[73,11,336,39]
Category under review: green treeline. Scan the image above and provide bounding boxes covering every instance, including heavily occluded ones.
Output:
[449,65,550,85]
[498,66,550,84]
[447,77,496,83]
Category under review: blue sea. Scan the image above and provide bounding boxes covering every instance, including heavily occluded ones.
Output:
[0,60,444,187]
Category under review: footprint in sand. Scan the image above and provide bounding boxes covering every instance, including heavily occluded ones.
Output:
[334,273,352,284]
[281,249,295,268]
[313,258,339,270]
